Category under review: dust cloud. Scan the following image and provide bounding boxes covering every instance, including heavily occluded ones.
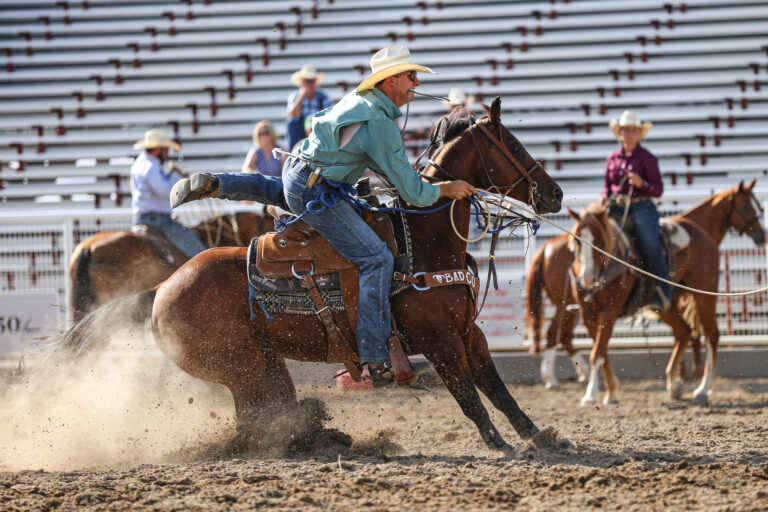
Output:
[0,327,234,471]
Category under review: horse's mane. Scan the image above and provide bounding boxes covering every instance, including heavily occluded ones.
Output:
[433,106,476,149]
[578,203,629,257]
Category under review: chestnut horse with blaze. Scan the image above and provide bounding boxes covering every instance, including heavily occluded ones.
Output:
[568,182,765,406]
[526,180,765,388]
[61,99,563,454]
[68,211,273,320]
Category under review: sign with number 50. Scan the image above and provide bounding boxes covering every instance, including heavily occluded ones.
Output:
[0,293,59,358]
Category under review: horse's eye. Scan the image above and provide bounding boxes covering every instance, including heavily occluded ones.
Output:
[511,145,519,153]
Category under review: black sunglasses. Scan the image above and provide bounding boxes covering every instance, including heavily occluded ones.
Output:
[394,71,418,82]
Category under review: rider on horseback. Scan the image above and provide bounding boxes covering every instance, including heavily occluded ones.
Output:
[170,46,477,385]
[131,129,207,258]
[601,111,671,312]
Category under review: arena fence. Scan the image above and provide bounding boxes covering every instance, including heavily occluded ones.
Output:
[0,195,766,357]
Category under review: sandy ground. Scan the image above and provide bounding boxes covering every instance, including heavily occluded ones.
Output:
[1,342,767,511]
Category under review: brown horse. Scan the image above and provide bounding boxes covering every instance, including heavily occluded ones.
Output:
[526,180,765,389]
[61,99,564,453]
[68,211,273,320]
[568,182,765,406]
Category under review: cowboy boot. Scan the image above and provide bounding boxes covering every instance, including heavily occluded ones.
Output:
[648,285,671,313]
[170,173,219,208]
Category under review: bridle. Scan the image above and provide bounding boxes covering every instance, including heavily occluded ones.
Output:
[727,192,764,236]
[422,116,547,212]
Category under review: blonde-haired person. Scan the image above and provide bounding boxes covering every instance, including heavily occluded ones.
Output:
[242,120,287,176]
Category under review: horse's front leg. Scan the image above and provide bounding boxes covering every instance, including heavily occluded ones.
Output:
[424,335,517,455]
[466,324,540,439]
[580,316,619,406]
[692,296,720,406]
[659,308,693,400]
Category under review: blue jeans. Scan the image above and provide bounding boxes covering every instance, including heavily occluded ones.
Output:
[134,212,206,259]
[611,199,671,299]
[217,173,288,209]
[283,159,392,363]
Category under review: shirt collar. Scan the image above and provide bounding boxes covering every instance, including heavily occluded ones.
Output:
[364,88,402,120]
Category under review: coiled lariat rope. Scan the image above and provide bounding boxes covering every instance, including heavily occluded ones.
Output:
[474,190,768,298]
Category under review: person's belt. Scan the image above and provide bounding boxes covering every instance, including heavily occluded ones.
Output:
[611,195,650,207]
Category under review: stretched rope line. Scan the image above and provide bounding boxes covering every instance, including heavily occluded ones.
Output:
[479,191,768,298]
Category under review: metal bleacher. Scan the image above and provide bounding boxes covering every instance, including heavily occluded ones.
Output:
[1,0,767,211]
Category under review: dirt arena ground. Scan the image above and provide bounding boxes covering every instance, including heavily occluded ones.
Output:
[1,341,767,512]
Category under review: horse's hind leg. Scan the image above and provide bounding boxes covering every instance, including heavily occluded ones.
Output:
[540,306,566,389]
[424,334,524,454]
[466,324,540,440]
[559,308,588,383]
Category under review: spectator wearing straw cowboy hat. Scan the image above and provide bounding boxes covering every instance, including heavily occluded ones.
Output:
[170,46,476,386]
[130,129,206,258]
[286,64,332,151]
[442,88,475,112]
[601,110,670,312]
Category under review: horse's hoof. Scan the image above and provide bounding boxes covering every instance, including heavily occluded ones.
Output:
[577,374,588,384]
[544,380,561,390]
[667,386,684,401]
[691,393,709,407]
[500,443,518,456]
[580,396,597,407]
[603,396,619,405]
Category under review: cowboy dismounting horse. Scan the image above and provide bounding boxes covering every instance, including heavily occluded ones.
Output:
[567,180,765,407]
[60,93,564,454]
[526,180,765,391]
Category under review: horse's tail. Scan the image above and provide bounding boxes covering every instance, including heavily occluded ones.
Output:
[58,289,157,357]
[678,292,702,338]
[525,244,547,356]
[69,243,95,321]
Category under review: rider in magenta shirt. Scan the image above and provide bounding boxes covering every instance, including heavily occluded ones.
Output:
[601,111,670,312]
[603,144,663,199]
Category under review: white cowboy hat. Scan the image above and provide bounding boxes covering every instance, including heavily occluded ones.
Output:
[442,88,475,107]
[609,110,652,139]
[291,64,325,87]
[132,129,180,151]
[356,46,435,92]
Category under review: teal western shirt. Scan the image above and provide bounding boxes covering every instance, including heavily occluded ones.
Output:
[299,88,440,207]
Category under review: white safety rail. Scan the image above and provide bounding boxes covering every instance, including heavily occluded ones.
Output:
[0,195,765,353]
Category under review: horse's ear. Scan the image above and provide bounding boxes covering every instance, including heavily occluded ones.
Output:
[567,207,579,220]
[738,180,745,192]
[489,97,501,125]
[747,177,757,190]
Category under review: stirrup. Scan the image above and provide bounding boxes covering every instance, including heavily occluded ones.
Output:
[367,360,433,388]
